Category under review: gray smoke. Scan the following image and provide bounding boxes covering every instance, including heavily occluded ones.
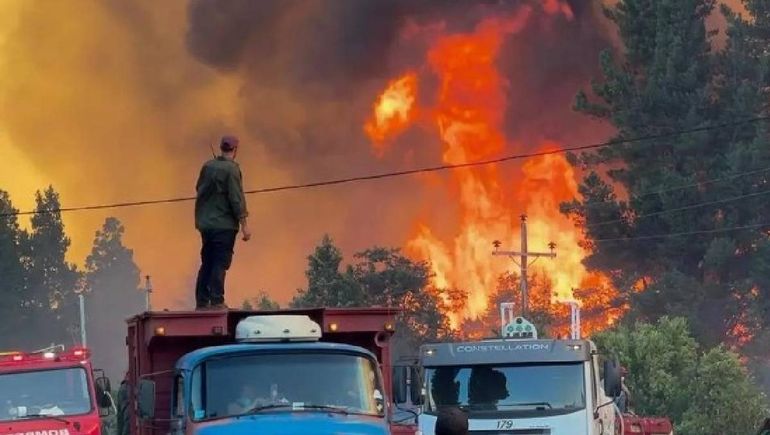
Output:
[186,0,614,178]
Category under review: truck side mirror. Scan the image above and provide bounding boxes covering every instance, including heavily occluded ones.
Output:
[95,375,112,393]
[409,366,423,406]
[138,379,156,419]
[95,376,113,409]
[392,366,408,404]
[603,359,622,398]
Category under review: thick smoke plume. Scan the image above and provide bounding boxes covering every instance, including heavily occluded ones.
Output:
[0,1,619,320]
[186,0,613,172]
[2,0,739,313]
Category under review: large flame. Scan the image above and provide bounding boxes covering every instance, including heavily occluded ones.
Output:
[365,72,418,153]
[365,5,622,332]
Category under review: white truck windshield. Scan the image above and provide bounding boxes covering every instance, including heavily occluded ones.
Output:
[191,352,385,420]
[0,367,92,421]
[425,363,585,415]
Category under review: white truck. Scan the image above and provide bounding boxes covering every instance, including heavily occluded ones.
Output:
[399,307,624,435]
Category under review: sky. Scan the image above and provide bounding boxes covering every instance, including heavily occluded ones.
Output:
[0,0,749,309]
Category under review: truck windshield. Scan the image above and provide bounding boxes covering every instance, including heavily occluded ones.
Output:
[191,352,385,420]
[425,363,585,415]
[0,367,92,421]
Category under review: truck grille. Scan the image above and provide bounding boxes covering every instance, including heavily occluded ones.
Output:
[469,431,550,435]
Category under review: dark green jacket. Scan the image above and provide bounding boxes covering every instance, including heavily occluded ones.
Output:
[195,157,248,231]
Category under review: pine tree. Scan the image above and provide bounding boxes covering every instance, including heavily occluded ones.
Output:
[0,191,27,347]
[567,0,770,352]
[23,187,81,348]
[241,291,280,310]
[291,235,365,308]
[291,235,457,356]
[85,217,143,382]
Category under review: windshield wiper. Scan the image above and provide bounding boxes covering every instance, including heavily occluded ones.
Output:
[17,414,71,425]
[500,402,553,410]
[239,403,294,417]
[298,405,350,415]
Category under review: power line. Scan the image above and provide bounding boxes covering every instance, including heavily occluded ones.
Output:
[3,115,769,218]
[591,222,770,243]
[574,165,770,210]
[586,188,770,228]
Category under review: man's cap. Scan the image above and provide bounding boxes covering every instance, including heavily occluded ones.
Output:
[220,135,240,152]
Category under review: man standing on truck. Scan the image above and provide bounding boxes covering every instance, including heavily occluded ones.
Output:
[195,135,251,310]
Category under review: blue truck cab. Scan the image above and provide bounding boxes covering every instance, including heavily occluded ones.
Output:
[135,315,391,435]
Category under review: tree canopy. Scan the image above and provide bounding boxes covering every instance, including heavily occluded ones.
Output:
[567,0,770,363]
[85,217,144,382]
[242,291,280,310]
[291,235,457,356]
[594,317,766,435]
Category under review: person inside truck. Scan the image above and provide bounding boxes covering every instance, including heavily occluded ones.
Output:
[227,382,290,415]
[435,407,469,435]
[227,384,261,415]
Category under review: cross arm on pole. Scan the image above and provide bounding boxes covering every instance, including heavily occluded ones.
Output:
[492,250,557,258]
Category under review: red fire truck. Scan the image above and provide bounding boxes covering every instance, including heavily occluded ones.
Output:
[0,346,112,435]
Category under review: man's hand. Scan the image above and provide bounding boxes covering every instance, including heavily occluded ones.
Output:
[240,219,252,242]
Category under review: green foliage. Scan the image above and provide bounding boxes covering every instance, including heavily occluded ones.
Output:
[291,235,365,308]
[568,0,770,361]
[85,217,144,382]
[22,187,82,347]
[291,235,456,355]
[593,317,698,419]
[241,291,280,310]
[594,317,767,435]
[0,191,26,345]
[0,188,141,355]
[679,346,767,435]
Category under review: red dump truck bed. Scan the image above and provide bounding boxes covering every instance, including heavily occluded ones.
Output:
[125,307,403,435]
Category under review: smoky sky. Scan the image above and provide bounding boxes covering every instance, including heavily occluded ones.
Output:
[185,0,614,178]
[187,1,530,82]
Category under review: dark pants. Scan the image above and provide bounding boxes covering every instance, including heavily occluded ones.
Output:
[195,229,238,308]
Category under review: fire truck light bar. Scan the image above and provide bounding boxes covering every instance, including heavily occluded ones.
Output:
[0,347,90,365]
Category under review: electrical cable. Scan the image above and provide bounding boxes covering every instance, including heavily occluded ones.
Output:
[586,188,770,228]
[2,115,769,217]
[574,165,770,210]
[591,221,770,243]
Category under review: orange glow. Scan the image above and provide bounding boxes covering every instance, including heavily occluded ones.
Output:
[727,286,759,348]
[409,13,532,318]
[543,0,575,20]
[728,322,753,346]
[366,7,622,333]
[364,72,418,154]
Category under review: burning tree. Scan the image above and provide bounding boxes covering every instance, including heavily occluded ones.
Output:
[562,0,770,408]
[568,0,770,360]
[363,2,622,331]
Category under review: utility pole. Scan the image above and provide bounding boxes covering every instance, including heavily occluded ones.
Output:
[493,214,556,316]
[78,293,87,347]
[562,299,581,339]
[144,275,153,312]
